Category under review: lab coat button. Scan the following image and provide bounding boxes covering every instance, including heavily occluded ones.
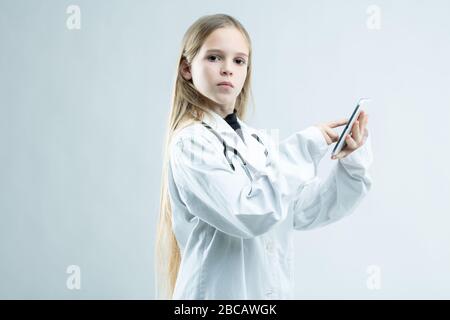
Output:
[265,241,274,254]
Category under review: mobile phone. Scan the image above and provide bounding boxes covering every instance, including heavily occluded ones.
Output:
[331,98,371,157]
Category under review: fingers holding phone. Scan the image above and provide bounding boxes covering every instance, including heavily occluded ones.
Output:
[332,108,370,160]
[314,98,370,159]
[314,118,348,145]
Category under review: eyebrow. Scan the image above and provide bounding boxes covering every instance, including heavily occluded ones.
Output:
[205,49,248,58]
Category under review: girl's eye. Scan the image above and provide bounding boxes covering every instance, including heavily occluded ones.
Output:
[207,55,220,62]
[207,55,247,65]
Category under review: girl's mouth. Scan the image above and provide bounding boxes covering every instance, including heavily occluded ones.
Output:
[217,81,234,88]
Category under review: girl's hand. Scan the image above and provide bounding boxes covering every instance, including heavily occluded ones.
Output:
[314,118,348,145]
[314,111,369,160]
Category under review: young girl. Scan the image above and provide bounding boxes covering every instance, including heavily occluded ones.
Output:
[156,14,372,300]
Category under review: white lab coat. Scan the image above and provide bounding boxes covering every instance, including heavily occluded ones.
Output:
[166,109,373,299]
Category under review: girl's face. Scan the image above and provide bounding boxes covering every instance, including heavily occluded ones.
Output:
[182,27,249,113]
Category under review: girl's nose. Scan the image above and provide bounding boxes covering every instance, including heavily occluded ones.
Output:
[220,61,233,76]
[220,68,233,76]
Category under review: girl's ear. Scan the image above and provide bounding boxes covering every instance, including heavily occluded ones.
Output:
[180,59,192,81]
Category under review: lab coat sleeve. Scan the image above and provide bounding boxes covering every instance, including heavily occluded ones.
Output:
[274,126,330,191]
[292,127,373,230]
[169,133,291,239]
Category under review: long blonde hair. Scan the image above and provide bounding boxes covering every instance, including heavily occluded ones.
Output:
[155,13,254,299]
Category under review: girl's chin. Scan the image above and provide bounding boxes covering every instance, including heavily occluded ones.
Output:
[211,95,235,105]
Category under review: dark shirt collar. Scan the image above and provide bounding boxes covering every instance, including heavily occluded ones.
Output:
[223,108,245,142]
[223,108,239,129]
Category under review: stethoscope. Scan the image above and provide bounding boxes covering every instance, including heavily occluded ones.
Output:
[201,121,270,182]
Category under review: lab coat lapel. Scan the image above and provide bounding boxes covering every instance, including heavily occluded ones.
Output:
[201,110,249,156]
[201,110,267,172]
[237,118,269,171]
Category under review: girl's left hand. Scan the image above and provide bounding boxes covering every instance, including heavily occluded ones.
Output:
[314,111,369,160]
[331,110,369,160]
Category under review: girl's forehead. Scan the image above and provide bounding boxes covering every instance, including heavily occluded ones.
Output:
[201,27,249,56]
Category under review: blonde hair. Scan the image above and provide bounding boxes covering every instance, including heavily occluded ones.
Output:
[155,13,254,299]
